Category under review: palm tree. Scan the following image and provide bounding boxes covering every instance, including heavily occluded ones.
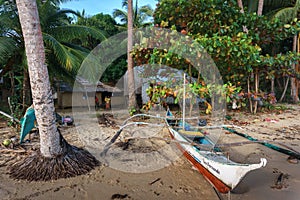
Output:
[127,0,136,109]
[113,0,153,29]
[113,0,153,111]
[9,0,98,181]
[0,0,106,109]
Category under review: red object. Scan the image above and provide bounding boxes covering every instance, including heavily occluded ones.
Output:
[170,134,231,193]
[181,29,187,35]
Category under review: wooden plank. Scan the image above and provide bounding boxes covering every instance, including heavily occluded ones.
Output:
[178,129,204,137]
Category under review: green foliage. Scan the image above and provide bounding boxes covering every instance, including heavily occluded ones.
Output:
[100,56,128,84]
[76,13,119,38]
[133,0,300,112]
[128,106,137,116]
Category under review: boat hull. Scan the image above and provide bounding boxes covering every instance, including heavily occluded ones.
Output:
[169,131,231,193]
[165,116,267,193]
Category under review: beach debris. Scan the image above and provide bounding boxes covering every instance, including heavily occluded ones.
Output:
[271,172,289,189]
[0,148,27,153]
[2,139,11,147]
[98,113,116,127]
[61,116,74,126]
[231,119,250,126]
[287,156,299,164]
[198,119,207,126]
[149,178,161,185]
[264,118,278,123]
[111,193,129,199]
[225,115,232,120]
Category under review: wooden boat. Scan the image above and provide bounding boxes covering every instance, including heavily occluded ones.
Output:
[165,109,267,193]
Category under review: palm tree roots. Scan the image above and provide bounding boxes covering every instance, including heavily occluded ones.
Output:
[8,132,99,181]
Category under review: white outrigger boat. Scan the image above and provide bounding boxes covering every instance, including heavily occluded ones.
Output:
[165,109,267,193]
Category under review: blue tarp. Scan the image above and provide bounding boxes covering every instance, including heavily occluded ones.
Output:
[19,107,36,143]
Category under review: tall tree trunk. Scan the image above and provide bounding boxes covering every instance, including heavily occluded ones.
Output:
[237,0,244,13]
[10,0,98,182]
[271,46,275,94]
[291,34,299,103]
[237,0,248,33]
[252,0,264,113]
[279,77,290,102]
[257,0,264,16]
[254,69,259,114]
[247,76,253,113]
[127,0,137,109]
[15,0,61,157]
[271,78,275,94]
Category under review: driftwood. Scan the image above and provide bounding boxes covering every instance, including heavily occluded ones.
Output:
[0,148,27,153]
[271,173,289,189]
[97,113,116,127]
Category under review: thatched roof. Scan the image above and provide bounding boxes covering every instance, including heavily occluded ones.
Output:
[57,77,121,93]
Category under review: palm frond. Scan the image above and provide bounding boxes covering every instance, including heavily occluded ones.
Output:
[139,5,154,16]
[121,0,128,9]
[44,9,80,26]
[0,2,21,35]
[46,25,106,43]
[41,0,73,6]
[273,7,297,23]
[113,9,128,24]
[271,0,299,23]
[43,33,83,73]
[0,37,19,63]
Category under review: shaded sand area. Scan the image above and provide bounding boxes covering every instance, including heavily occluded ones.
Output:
[0,104,299,200]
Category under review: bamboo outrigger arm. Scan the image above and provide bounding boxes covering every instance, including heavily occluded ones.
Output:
[0,110,20,123]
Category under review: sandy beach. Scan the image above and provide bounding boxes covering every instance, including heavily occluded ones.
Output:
[0,104,299,200]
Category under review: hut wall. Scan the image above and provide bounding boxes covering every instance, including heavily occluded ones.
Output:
[57,91,100,108]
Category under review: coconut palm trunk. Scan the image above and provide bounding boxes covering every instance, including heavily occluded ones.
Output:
[16,0,61,157]
[10,0,98,181]
[127,0,137,109]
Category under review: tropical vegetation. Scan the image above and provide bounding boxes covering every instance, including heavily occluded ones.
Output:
[0,0,105,114]
[132,0,300,113]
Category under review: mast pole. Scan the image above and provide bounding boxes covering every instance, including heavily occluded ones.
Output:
[182,73,186,130]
